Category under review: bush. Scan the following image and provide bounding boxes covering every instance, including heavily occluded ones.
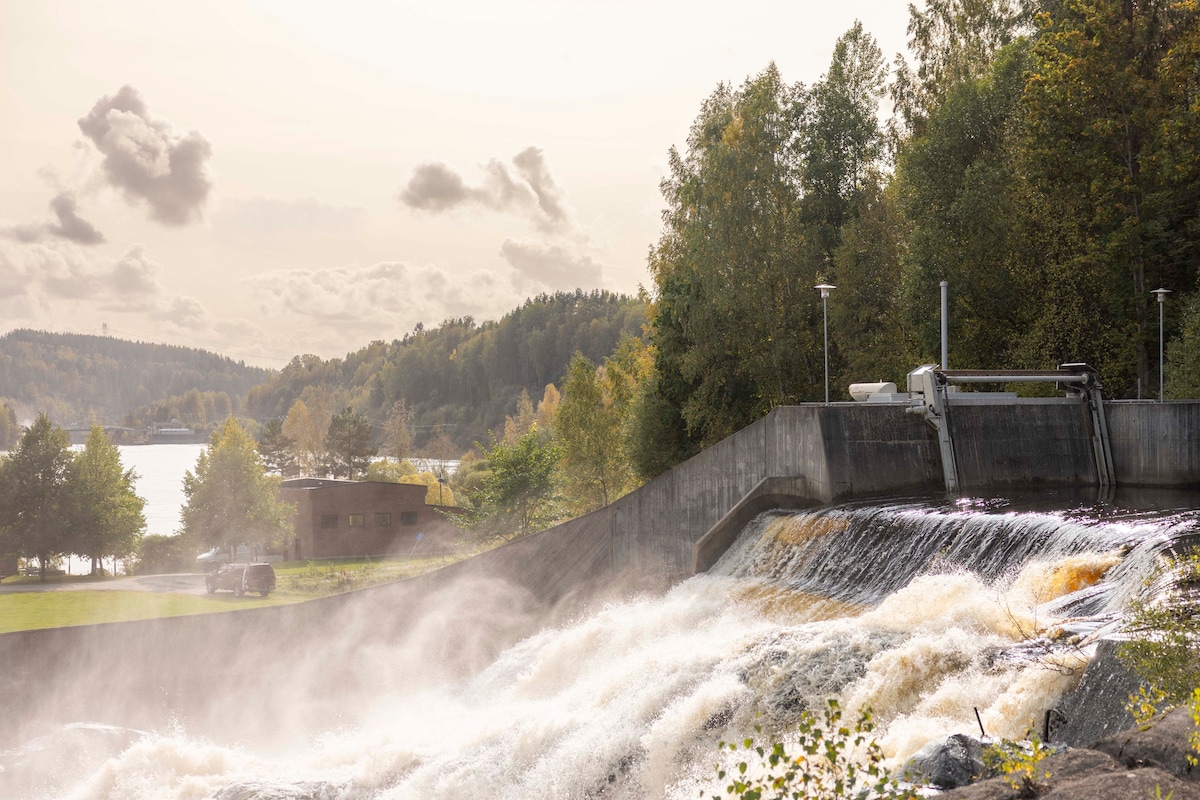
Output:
[709,700,915,800]
[133,534,193,575]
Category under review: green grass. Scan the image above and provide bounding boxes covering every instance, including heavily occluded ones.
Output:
[0,591,295,633]
[0,551,486,633]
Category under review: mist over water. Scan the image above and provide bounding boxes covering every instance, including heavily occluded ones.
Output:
[5,494,1197,799]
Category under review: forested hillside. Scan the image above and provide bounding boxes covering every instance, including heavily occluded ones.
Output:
[245,290,648,451]
[0,330,271,428]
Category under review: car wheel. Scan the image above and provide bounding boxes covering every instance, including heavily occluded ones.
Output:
[234,585,244,597]
[206,582,215,594]
[261,589,270,597]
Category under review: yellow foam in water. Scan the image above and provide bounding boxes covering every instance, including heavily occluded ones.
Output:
[730,583,865,623]
[1013,551,1123,604]
[770,514,848,545]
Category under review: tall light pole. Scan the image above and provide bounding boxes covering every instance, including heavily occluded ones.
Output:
[940,280,949,370]
[1152,288,1171,401]
[815,284,836,405]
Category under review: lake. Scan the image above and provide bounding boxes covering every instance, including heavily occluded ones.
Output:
[117,443,207,537]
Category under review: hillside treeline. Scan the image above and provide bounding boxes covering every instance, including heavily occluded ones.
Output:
[636,0,1200,472]
[0,330,270,429]
[245,290,648,451]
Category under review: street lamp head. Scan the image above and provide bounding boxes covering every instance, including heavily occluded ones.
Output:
[815,283,836,299]
[1152,288,1171,303]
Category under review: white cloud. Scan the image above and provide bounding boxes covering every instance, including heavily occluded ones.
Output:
[244,260,525,347]
[399,146,575,234]
[0,238,214,332]
[78,85,213,226]
[500,239,604,291]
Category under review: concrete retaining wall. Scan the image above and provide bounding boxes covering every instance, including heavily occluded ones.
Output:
[1108,402,1200,488]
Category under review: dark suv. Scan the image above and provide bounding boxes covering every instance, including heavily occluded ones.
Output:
[205,563,276,597]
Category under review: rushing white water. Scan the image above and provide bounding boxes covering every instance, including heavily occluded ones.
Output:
[5,494,1197,799]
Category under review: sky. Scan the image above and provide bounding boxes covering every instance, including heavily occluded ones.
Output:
[1,1,913,368]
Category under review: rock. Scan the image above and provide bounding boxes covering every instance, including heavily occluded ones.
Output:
[1092,705,1200,781]
[1051,639,1142,747]
[939,708,1200,800]
[904,732,987,789]
[939,749,1121,799]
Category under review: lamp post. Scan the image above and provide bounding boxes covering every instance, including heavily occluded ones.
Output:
[815,284,836,405]
[1152,288,1171,401]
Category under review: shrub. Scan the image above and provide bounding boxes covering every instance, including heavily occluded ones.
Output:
[708,700,915,800]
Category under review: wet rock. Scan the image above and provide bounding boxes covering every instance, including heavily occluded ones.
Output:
[1051,639,1141,747]
[904,732,987,789]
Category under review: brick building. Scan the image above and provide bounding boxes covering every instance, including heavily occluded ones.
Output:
[279,478,459,561]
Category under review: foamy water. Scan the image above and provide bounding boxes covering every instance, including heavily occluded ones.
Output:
[5,496,1196,799]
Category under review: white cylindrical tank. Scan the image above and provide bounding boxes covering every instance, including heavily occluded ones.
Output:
[849,382,898,402]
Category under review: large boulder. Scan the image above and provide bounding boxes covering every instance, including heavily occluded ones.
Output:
[904,733,987,789]
[1093,705,1200,781]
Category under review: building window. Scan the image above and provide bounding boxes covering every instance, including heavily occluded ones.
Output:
[320,514,338,529]
[400,512,418,526]
[375,512,391,527]
[348,513,365,527]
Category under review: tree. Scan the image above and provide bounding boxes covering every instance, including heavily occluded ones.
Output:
[366,458,418,483]
[892,0,1035,134]
[502,389,537,444]
[465,429,560,538]
[798,21,890,260]
[557,353,620,510]
[69,424,146,574]
[382,399,414,460]
[282,399,323,475]
[0,414,74,580]
[257,417,298,477]
[556,341,650,511]
[647,65,817,453]
[324,407,377,479]
[894,39,1039,369]
[0,403,18,450]
[181,418,294,557]
[1021,0,1200,394]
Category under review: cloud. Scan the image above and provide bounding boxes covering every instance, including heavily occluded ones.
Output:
[78,85,213,226]
[0,239,211,329]
[47,193,105,245]
[244,261,524,345]
[499,239,604,290]
[398,147,573,233]
[398,164,470,213]
[1,192,105,246]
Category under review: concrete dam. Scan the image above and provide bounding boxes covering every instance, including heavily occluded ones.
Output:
[1,372,1197,797]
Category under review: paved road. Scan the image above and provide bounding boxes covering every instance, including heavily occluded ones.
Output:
[0,573,207,594]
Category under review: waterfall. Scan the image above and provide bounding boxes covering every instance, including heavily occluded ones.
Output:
[4,494,1196,800]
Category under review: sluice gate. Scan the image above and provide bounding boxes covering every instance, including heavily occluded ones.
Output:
[905,363,1116,493]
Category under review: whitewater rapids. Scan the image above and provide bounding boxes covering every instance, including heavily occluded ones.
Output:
[4,494,1195,799]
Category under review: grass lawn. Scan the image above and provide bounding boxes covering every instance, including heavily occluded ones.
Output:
[0,551,483,634]
[0,591,296,633]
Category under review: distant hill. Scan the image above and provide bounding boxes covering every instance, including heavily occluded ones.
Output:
[245,289,649,451]
[0,329,273,428]
[0,291,648,450]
